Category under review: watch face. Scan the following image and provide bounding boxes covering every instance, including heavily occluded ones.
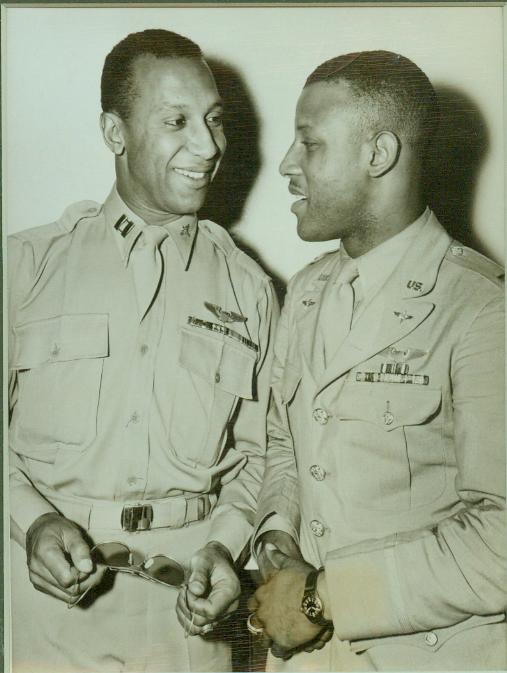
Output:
[302,594,323,619]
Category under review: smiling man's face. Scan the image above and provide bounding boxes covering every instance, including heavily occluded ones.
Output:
[116,55,226,219]
[280,80,370,242]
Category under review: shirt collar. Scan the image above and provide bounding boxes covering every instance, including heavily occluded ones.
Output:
[103,185,198,270]
[342,207,431,302]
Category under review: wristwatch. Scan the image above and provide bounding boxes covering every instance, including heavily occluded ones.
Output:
[300,568,333,627]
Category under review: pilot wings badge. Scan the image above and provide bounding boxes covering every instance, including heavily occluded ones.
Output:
[204,301,247,324]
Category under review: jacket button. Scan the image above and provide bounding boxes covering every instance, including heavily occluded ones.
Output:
[310,465,326,481]
[310,520,325,537]
[312,408,329,425]
[215,372,221,383]
[424,632,438,646]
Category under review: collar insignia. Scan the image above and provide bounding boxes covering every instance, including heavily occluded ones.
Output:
[394,310,413,324]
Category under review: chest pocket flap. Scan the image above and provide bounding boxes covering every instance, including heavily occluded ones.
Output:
[179,325,257,400]
[13,313,109,369]
[336,381,441,431]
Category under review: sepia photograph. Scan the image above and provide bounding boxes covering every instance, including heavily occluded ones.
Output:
[3,3,505,672]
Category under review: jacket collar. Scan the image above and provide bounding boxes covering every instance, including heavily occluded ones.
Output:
[295,211,452,396]
[103,185,198,270]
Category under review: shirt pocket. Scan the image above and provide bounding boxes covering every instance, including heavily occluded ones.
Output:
[333,381,444,511]
[10,314,109,460]
[169,325,257,466]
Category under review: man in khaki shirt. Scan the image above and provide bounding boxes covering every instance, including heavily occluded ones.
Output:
[8,29,278,672]
[249,50,506,670]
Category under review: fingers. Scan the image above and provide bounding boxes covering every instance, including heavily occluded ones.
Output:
[303,626,334,653]
[176,586,218,637]
[29,545,79,592]
[187,555,210,597]
[28,567,81,604]
[271,642,293,661]
[66,532,93,574]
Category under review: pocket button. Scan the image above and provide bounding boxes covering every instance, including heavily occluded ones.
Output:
[424,632,438,647]
[312,408,329,425]
[310,465,326,481]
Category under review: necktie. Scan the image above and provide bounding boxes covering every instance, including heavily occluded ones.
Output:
[130,226,168,320]
[320,258,359,367]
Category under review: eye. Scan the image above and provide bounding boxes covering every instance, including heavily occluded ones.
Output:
[164,117,186,129]
[206,114,224,129]
[301,140,318,150]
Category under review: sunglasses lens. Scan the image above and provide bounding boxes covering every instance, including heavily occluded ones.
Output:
[93,542,131,568]
[143,556,185,586]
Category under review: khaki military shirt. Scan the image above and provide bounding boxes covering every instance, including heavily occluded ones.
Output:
[9,187,278,560]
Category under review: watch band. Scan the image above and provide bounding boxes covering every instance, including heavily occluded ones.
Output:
[300,568,333,627]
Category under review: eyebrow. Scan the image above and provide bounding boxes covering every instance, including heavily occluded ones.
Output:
[156,100,224,114]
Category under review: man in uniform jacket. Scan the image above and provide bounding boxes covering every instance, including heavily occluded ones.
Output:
[8,29,278,672]
[249,50,506,671]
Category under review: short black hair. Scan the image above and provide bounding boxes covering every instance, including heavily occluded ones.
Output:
[101,29,203,119]
[306,50,438,151]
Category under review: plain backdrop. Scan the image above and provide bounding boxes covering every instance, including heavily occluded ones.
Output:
[4,5,504,286]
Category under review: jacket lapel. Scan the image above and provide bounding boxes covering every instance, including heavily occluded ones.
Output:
[313,213,452,396]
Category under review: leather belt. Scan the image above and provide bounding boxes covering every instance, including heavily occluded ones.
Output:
[38,488,217,532]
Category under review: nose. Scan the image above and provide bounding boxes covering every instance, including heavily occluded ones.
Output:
[279,141,301,177]
[188,121,222,162]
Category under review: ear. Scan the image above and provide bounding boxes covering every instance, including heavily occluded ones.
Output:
[100,112,126,156]
[367,131,401,178]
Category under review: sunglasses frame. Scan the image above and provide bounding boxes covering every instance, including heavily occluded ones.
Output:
[68,541,186,609]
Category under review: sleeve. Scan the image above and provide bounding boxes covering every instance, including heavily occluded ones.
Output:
[8,236,59,540]
[324,292,507,641]
[251,282,302,554]
[205,279,280,561]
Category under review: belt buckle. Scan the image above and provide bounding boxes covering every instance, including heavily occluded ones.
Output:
[121,504,153,532]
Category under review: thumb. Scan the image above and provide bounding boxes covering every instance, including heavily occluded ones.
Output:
[188,554,210,596]
[65,528,93,575]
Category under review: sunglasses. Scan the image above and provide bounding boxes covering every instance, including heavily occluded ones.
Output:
[69,541,186,609]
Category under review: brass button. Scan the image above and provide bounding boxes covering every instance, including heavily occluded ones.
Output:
[424,632,438,647]
[451,245,464,257]
[312,408,329,425]
[310,520,325,537]
[383,412,394,426]
[215,372,221,383]
[310,465,326,481]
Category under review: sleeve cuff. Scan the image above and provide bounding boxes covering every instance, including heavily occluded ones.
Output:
[252,513,299,558]
[205,504,253,563]
[9,482,59,536]
[325,536,412,642]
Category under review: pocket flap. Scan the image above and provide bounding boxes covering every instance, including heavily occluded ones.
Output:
[12,314,109,369]
[179,326,257,399]
[336,381,441,431]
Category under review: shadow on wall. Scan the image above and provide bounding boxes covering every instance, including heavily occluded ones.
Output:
[200,57,287,302]
[200,57,261,231]
[424,86,490,256]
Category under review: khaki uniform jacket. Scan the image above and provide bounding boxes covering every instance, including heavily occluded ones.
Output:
[255,213,506,670]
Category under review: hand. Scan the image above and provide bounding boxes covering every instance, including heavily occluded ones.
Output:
[176,541,240,636]
[248,564,323,650]
[26,512,106,605]
[270,625,334,660]
[257,530,306,581]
